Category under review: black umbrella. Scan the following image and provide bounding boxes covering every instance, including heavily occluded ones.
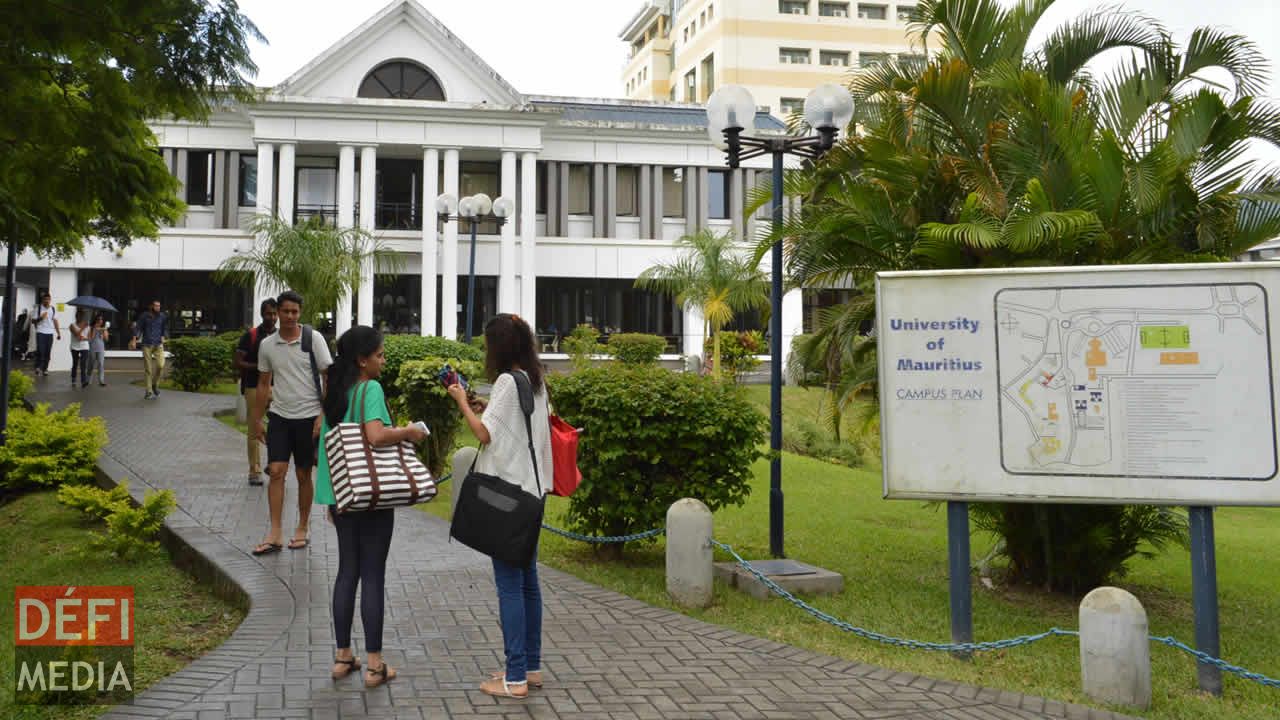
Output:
[66,295,118,313]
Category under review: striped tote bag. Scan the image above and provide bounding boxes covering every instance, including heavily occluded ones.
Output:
[325,382,437,513]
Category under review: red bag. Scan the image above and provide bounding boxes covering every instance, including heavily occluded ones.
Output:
[548,414,582,497]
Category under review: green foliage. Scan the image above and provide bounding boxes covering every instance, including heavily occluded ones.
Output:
[547,366,767,550]
[57,480,176,558]
[606,333,667,365]
[8,369,33,408]
[393,357,485,476]
[0,403,107,492]
[971,503,1190,595]
[562,324,602,372]
[381,334,483,395]
[56,482,132,520]
[216,329,244,344]
[166,336,236,392]
[705,330,764,380]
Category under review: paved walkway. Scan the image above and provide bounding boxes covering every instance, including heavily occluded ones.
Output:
[31,376,1130,720]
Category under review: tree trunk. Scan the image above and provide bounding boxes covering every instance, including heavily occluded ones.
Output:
[712,329,722,381]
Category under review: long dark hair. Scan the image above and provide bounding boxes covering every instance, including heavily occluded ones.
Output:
[324,326,383,426]
[484,314,543,393]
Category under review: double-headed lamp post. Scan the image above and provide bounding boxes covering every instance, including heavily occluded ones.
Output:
[434,192,514,343]
[706,83,854,558]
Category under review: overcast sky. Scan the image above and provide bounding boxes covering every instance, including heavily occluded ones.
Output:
[237,0,1280,98]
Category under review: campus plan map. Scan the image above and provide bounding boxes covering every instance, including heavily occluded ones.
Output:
[994,284,1277,480]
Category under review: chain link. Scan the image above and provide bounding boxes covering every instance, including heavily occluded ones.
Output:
[541,524,665,544]
[1150,636,1280,688]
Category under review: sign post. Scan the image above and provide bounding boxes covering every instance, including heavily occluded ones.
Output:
[1188,506,1222,695]
[947,501,973,659]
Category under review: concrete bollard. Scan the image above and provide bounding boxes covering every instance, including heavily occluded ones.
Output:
[449,447,477,519]
[666,498,713,608]
[1079,586,1151,709]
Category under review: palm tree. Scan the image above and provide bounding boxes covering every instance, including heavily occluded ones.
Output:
[635,230,768,378]
[214,215,402,325]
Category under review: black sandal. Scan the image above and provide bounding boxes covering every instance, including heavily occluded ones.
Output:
[331,656,361,680]
[365,662,396,688]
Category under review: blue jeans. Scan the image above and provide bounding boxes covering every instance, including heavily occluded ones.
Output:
[492,548,542,683]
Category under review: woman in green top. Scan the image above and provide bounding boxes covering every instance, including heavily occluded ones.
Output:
[316,325,427,688]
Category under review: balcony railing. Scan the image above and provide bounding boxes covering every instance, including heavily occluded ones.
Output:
[292,202,424,231]
[295,204,338,226]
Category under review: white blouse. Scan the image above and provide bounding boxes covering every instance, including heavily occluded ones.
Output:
[475,371,553,498]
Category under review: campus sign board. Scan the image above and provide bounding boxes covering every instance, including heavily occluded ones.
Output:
[876,263,1280,506]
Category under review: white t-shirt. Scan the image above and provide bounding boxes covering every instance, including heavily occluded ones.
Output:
[69,322,90,351]
[475,371,553,498]
[34,305,56,334]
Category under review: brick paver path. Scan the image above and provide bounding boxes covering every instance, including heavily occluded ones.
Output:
[32,376,1130,720]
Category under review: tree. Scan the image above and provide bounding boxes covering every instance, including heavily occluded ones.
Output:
[635,230,768,378]
[213,216,402,326]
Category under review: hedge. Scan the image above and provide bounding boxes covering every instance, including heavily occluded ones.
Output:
[393,357,485,476]
[166,336,237,391]
[382,334,483,395]
[606,333,666,365]
[0,403,107,492]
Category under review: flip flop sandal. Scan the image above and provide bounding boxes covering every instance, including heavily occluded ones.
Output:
[365,662,396,688]
[287,537,309,550]
[331,656,361,680]
[490,670,542,689]
[480,676,528,699]
[252,542,283,556]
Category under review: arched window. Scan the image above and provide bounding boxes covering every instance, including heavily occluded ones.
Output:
[357,60,445,101]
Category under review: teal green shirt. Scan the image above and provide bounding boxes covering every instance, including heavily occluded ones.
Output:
[314,380,393,505]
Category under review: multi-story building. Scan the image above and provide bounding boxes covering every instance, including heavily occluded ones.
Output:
[621,0,924,116]
[18,0,799,373]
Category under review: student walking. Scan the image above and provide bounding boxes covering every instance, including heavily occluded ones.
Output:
[314,325,427,688]
[447,314,553,699]
[68,313,91,388]
[250,290,331,556]
[235,299,277,485]
[32,293,59,376]
[134,299,168,399]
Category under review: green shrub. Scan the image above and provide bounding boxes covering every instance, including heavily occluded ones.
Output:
[98,489,176,558]
[707,330,764,380]
[393,357,485,476]
[57,482,132,520]
[382,334,483,395]
[0,403,107,492]
[166,336,235,391]
[8,369,33,408]
[606,333,667,365]
[562,324,603,371]
[216,329,244,344]
[548,366,767,552]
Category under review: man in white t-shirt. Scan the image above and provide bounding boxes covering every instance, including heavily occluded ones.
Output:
[32,293,60,376]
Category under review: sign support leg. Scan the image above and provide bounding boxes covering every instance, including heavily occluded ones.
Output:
[1188,505,1222,696]
[947,501,973,660]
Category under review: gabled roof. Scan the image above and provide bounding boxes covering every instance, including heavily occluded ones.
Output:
[275,0,523,104]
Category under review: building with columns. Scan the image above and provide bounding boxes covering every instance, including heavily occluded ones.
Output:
[18,0,811,372]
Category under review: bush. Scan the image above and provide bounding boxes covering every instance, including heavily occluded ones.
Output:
[8,369,33,408]
[0,403,107,492]
[562,324,602,371]
[548,365,767,552]
[707,330,764,380]
[56,482,132,520]
[58,480,176,558]
[606,333,666,365]
[166,336,235,391]
[382,334,483,395]
[394,357,485,476]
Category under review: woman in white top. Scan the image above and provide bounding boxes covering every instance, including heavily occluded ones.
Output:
[447,313,552,699]
[89,314,110,386]
[68,313,91,388]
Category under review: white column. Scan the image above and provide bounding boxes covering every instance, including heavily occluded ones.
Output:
[683,303,705,364]
[357,146,377,327]
[782,288,804,381]
[336,145,356,336]
[47,268,78,372]
[520,152,537,328]
[421,147,440,336]
[441,148,460,340]
[252,143,275,317]
[277,143,295,225]
[498,150,518,314]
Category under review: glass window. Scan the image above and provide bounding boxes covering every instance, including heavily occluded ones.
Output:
[357,60,446,101]
[708,4,714,21]
[707,170,729,220]
[779,0,808,14]
[294,159,338,225]
[857,3,887,19]
[780,48,810,64]
[859,51,891,67]
[460,161,499,198]
[186,151,214,206]
[536,161,548,213]
[684,70,696,101]
[534,278,684,351]
[779,97,804,116]
[662,167,685,218]
[616,166,639,217]
[896,4,917,22]
[819,1,849,16]
[238,155,256,207]
[700,54,715,100]
[567,164,592,215]
[900,53,926,66]
[820,50,851,66]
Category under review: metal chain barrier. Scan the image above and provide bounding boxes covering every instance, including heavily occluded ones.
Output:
[1150,636,1280,689]
[540,524,665,544]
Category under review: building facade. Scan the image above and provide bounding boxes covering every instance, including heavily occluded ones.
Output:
[621,0,923,116]
[19,0,801,372]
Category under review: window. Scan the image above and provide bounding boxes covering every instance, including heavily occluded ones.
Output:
[684,70,696,101]
[357,60,445,101]
[900,53,926,66]
[857,3,887,19]
[700,54,715,101]
[820,50,851,67]
[238,156,257,207]
[896,4,917,22]
[859,51,891,68]
[662,167,685,217]
[779,48,811,64]
[779,97,804,116]
[536,162,548,213]
[294,156,338,224]
[567,164,592,215]
[617,166,639,217]
[707,170,729,220]
[186,151,214,206]
[819,2,849,16]
[700,10,705,27]
[708,4,714,21]
[779,0,808,14]
[669,86,677,102]
[683,27,689,42]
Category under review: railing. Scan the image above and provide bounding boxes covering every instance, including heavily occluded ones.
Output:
[295,204,338,226]
[376,201,422,231]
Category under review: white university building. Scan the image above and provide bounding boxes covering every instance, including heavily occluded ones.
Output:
[18,0,814,372]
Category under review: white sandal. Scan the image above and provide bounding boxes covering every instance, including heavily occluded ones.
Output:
[480,675,528,698]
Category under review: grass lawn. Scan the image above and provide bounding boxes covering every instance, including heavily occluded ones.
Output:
[131,379,240,396]
[740,383,880,467]
[420,451,1279,720]
[0,491,244,719]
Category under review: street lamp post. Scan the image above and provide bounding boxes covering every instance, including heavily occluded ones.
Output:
[706,84,853,558]
[435,193,514,343]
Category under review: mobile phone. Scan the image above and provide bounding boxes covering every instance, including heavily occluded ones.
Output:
[411,421,430,436]
[436,363,468,390]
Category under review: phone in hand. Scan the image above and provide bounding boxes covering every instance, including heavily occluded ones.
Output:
[437,363,469,390]
[411,420,430,436]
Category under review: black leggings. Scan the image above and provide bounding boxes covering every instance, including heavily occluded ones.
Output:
[330,506,395,653]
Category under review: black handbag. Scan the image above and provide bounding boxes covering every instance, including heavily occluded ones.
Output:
[449,371,545,567]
